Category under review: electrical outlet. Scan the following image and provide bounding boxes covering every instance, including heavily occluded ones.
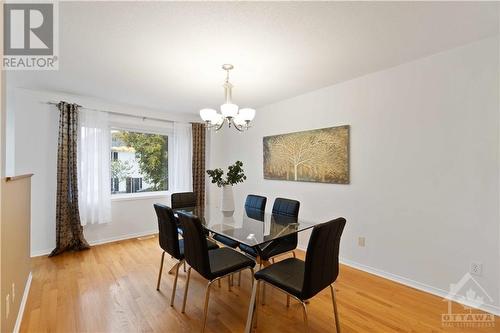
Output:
[12,283,15,302]
[358,237,365,247]
[470,262,483,276]
[6,294,10,318]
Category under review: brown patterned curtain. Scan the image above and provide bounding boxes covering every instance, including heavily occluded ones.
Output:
[192,123,206,209]
[49,102,90,257]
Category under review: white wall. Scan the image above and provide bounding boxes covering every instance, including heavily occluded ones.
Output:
[209,37,500,312]
[5,106,14,176]
[8,88,198,256]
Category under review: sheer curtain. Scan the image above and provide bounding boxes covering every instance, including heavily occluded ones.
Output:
[169,122,193,192]
[78,109,111,225]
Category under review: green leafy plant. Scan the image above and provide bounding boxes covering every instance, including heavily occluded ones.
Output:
[207,161,247,187]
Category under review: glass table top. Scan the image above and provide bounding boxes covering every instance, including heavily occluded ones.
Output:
[173,205,315,248]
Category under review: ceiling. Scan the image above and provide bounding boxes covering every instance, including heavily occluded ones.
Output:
[7,1,499,114]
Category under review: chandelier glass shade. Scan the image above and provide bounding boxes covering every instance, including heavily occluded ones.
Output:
[199,64,255,131]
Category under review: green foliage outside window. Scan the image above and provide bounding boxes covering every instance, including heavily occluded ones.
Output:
[111,159,133,182]
[117,132,168,191]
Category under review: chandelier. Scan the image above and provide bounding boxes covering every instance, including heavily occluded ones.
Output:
[199,64,255,132]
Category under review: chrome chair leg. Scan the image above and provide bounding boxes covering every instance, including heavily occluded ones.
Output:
[253,280,261,328]
[250,268,255,287]
[330,285,341,333]
[156,251,165,290]
[261,282,266,305]
[245,276,259,333]
[202,280,215,333]
[301,301,309,333]
[170,261,181,306]
[181,267,192,313]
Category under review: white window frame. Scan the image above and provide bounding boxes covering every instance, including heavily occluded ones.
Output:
[109,115,173,201]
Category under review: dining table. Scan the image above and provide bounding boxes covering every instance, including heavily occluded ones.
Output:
[173,204,316,333]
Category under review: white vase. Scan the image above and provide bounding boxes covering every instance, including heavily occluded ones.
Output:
[220,185,235,217]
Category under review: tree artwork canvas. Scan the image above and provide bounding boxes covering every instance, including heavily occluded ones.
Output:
[263,125,350,184]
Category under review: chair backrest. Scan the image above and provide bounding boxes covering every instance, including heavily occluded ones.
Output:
[177,212,211,279]
[153,204,181,259]
[171,192,196,209]
[272,198,300,218]
[245,194,267,212]
[271,198,300,246]
[245,195,267,221]
[302,217,346,300]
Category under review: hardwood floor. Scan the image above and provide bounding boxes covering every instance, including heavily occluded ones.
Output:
[20,236,499,333]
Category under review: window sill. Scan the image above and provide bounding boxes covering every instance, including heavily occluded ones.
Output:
[111,191,170,202]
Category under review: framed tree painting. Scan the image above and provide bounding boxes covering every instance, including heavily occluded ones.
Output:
[263,125,350,184]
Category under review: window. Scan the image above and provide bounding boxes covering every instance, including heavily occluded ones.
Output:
[110,129,168,194]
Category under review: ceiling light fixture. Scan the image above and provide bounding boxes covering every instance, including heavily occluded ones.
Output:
[199,64,255,132]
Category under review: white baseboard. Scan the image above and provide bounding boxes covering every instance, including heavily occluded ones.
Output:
[31,230,158,257]
[30,248,53,257]
[340,257,500,316]
[87,230,157,246]
[13,272,32,333]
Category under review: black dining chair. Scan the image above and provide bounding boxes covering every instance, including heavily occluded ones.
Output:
[241,197,300,304]
[253,217,346,333]
[214,194,267,249]
[171,192,203,236]
[219,194,266,286]
[153,204,218,307]
[244,194,267,219]
[171,192,197,208]
[177,212,256,333]
[240,197,300,263]
[263,197,300,261]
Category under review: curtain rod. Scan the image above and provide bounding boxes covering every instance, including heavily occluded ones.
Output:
[46,101,177,124]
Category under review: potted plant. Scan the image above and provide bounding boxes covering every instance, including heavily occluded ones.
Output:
[207,161,247,216]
